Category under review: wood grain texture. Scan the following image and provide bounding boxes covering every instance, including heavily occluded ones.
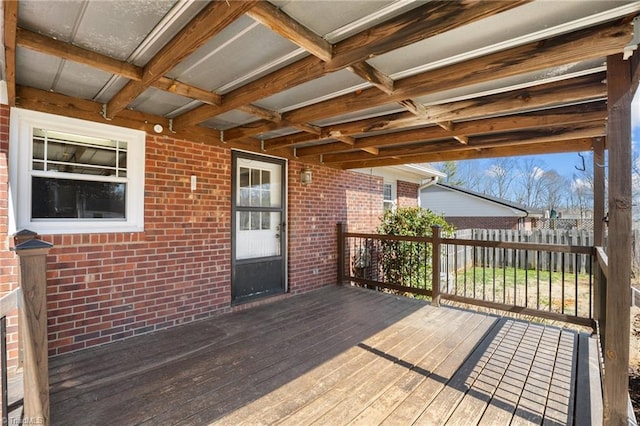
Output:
[283,21,629,126]
[17,248,51,425]
[246,1,332,62]
[335,138,595,170]
[603,53,632,426]
[47,286,600,425]
[106,0,258,118]
[3,0,18,106]
[174,0,528,129]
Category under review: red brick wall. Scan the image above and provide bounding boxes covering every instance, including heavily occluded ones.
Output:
[0,105,20,365]
[288,164,382,294]
[397,180,419,208]
[1,115,385,356]
[445,216,522,230]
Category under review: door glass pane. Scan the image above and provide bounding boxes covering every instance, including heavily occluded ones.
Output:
[236,211,281,260]
[237,159,281,207]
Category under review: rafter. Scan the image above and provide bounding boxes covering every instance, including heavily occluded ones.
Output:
[335,138,595,169]
[16,27,224,106]
[323,121,605,164]
[173,1,526,129]
[3,1,18,106]
[326,0,530,71]
[273,74,606,158]
[246,1,332,62]
[282,20,629,126]
[105,1,258,119]
[294,100,607,158]
[348,62,394,94]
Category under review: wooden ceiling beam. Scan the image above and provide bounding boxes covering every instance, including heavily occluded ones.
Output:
[105,1,257,119]
[16,27,223,106]
[294,101,607,158]
[3,1,18,106]
[288,78,607,157]
[348,62,394,94]
[14,85,331,168]
[326,0,530,72]
[283,19,630,126]
[173,1,526,129]
[17,27,142,81]
[324,121,605,164]
[237,104,282,122]
[336,138,595,169]
[246,1,332,62]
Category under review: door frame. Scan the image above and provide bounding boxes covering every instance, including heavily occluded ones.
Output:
[230,150,287,304]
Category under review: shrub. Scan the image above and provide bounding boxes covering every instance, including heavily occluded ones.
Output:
[376,207,454,289]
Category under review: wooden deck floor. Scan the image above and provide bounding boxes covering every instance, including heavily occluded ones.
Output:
[49,285,601,425]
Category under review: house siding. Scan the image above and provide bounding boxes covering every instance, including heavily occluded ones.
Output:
[397,180,419,208]
[447,216,522,230]
[1,110,385,357]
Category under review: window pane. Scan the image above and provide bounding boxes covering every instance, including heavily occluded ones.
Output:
[261,190,270,207]
[383,183,392,201]
[261,170,270,190]
[251,169,261,188]
[239,211,250,230]
[32,128,127,176]
[250,189,260,206]
[239,188,250,206]
[239,167,250,187]
[261,212,270,230]
[250,211,260,230]
[32,177,125,219]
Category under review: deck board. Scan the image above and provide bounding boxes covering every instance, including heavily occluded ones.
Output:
[48,285,601,425]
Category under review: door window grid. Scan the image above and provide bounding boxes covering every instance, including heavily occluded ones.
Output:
[239,166,272,230]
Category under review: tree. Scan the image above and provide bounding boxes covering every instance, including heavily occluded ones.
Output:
[515,157,547,208]
[540,170,567,213]
[438,161,464,186]
[484,158,516,199]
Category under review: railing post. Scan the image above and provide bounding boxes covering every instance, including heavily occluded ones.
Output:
[431,225,441,307]
[337,223,346,285]
[12,231,53,426]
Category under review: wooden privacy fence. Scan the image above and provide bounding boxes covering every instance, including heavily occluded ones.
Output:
[338,223,596,328]
[452,229,594,274]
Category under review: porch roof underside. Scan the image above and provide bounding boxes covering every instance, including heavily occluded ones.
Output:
[48,285,601,425]
[2,0,640,169]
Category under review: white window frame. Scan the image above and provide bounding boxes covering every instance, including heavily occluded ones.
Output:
[383,181,396,212]
[9,108,145,235]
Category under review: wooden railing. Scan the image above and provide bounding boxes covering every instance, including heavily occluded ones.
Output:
[338,224,596,328]
[0,288,21,423]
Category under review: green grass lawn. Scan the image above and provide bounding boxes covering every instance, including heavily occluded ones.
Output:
[444,266,592,317]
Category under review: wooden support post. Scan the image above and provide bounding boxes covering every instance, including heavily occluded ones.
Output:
[337,223,346,285]
[431,225,441,307]
[13,233,53,426]
[593,137,606,329]
[603,53,632,426]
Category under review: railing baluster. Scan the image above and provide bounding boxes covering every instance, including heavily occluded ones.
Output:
[525,250,529,308]
[536,251,540,310]
[1,316,7,424]
[574,252,579,317]
[337,227,596,327]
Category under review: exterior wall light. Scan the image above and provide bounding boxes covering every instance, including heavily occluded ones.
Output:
[300,167,312,185]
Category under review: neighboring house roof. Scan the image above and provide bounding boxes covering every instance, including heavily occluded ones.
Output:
[421,183,541,218]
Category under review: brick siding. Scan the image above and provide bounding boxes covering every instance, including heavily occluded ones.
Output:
[0,112,385,356]
[396,180,419,208]
[0,105,20,365]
